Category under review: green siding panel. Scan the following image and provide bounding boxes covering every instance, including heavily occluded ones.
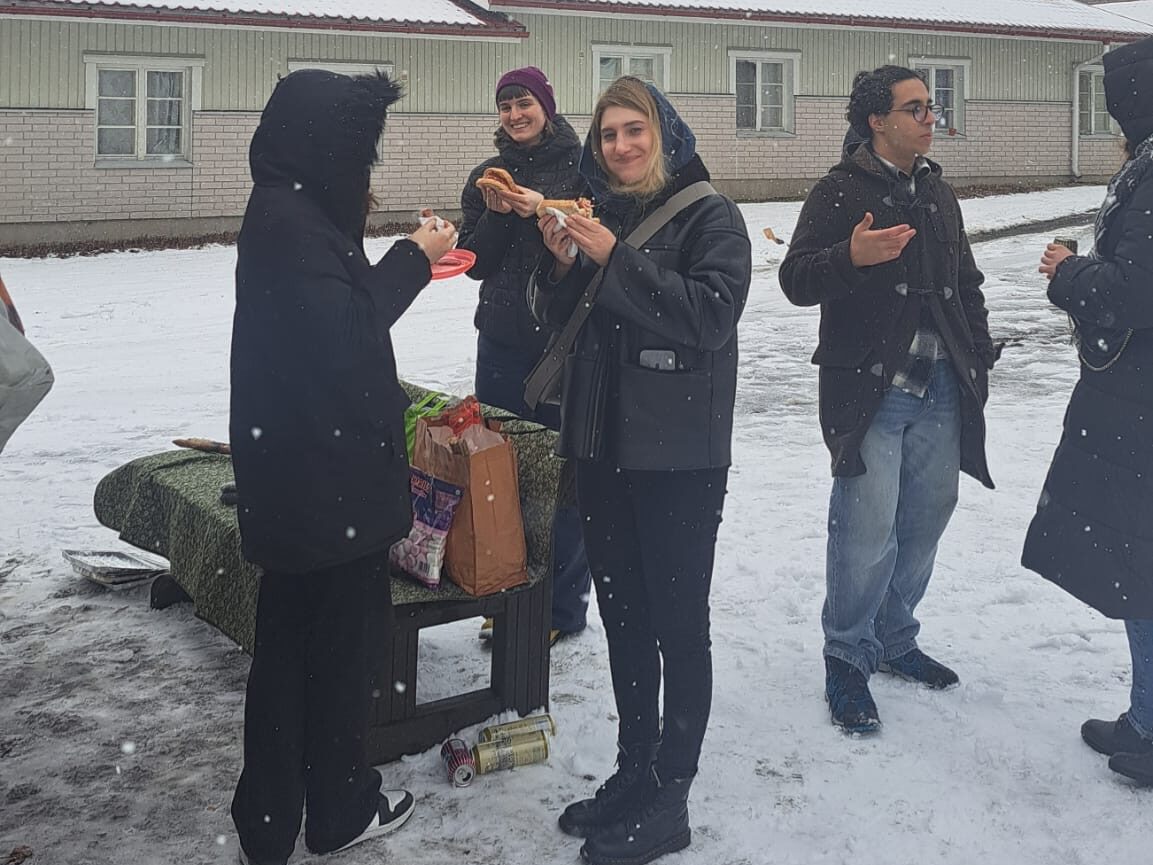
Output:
[0,14,1107,111]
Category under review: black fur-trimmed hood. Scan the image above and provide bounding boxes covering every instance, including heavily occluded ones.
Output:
[248,68,403,239]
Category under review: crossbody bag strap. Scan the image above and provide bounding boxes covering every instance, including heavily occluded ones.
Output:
[523,181,718,410]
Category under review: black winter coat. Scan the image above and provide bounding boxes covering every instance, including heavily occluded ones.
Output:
[1021,171,1153,619]
[230,70,429,574]
[779,145,996,488]
[459,117,583,357]
[529,150,751,470]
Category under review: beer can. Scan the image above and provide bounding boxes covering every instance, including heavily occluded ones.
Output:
[472,731,550,774]
[477,714,557,744]
[440,738,476,787]
[1053,236,1079,255]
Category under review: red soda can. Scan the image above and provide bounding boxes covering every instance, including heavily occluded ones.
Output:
[440,738,476,787]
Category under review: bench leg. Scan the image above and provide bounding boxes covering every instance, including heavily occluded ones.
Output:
[491,576,551,716]
[150,573,191,610]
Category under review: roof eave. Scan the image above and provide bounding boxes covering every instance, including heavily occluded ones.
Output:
[0,0,530,36]
[495,0,1148,42]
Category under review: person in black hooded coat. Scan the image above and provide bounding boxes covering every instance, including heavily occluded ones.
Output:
[228,69,457,865]
[528,76,751,865]
[1023,36,1153,788]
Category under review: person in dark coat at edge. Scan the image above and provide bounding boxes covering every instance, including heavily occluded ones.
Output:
[529,76,751,865]
[1023,36,1153,788]
[457,66,592,647]
[779,66,998,735]
[228,69,457,865]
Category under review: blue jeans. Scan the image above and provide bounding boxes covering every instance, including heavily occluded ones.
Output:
[1126,619,1153,739]
[823,360,961,675]
[476,333,590,633]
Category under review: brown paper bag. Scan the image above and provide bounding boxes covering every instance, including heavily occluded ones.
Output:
[412,415,528,596]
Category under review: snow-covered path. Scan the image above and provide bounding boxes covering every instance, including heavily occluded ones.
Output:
[1,190,1144,865]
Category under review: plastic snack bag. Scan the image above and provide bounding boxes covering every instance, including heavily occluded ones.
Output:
[389,466,464,588]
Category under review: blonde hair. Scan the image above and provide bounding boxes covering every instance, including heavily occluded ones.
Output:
[590,76,667,198]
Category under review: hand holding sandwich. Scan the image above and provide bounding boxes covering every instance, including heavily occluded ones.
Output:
[475,166,544,219]
[537,197,615,268]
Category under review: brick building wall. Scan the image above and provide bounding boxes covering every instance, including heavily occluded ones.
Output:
[0,97,1117,245]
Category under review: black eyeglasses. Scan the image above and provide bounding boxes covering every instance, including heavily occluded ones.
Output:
[888,103,944,123]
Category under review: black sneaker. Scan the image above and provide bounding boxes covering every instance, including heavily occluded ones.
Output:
[1109,750,1153,785]
[333,789,416,853]
[878,649,959,689]
[1082,714,1153,757]
[825,656,881,734]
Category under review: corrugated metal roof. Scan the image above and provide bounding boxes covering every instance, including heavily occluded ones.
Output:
[5,0,505,27]
[498,0,1153,36]
[1099,0,1153,26]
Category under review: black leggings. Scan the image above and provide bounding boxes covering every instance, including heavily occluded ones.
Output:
[576,460,728,779]
[231,552,392,862]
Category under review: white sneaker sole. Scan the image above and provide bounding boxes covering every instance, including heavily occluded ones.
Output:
[334,792,416,854]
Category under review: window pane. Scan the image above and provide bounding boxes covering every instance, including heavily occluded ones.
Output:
[1096,109,1111,134]
[761,82,783,110]
[147,70,182,99]
[762,106,783,130]
[146,127,182,155]
[736,103,756,129]
[98,98,135,126]
[761,62,783,85]
[98,128,134,155]
[935,68,954,90]
[629,56,655,83]
[599,56,621,91]
[98,69,135,98]
[735,59,756,86]
[147,98,182,126]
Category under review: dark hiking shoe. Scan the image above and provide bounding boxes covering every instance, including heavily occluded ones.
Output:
[1082,714,1153,757]
[825,656,881,734]
[559,741,660,838]
[332,789,415,853]
[580,768,692,865]
[1109,750,1153,786]
[878,649,959,689]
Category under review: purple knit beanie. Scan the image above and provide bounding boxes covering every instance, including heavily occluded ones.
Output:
[496,66,557,120]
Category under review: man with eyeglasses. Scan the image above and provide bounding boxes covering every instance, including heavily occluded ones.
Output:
[780,66,997,734]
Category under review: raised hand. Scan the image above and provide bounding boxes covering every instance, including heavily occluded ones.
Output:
[500,187,545,219]
[1038,243,1075,280]
[537,213,576,280]
[560,214,617,267]
[481,186,513,214]
[849,211,916,268]
[408,217,458,265]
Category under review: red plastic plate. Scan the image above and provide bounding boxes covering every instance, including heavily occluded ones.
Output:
[430,248,477,281]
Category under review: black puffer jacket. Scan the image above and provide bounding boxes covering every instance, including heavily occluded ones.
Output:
[528,88,751,470]
[1022,155,1153,619]
[459,117,583,357]
[230,70,429,574]
[779,144,996,488]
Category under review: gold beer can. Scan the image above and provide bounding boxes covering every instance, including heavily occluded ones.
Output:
[477,714,557,744]
[472,731,550,774]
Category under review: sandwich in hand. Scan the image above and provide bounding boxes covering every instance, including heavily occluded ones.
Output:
[475,167,521,195]
[536,197,594,220]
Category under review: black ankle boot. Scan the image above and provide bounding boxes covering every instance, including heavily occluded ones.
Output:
[559,741,660,838]
[579,768,693,865]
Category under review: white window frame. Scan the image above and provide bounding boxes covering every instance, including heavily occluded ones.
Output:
[909,56,970,135]
[84,54,203,167]
[728,50,799,135]
[286,60,395,78]
[591,45,672,96]
[1078,66,1116,136]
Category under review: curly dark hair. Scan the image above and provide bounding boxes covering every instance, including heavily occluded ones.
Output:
[846,66,927,138]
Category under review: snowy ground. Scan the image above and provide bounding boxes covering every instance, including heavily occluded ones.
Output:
[1,184,1146,865]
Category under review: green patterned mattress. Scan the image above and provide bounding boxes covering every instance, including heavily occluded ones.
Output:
[92,383,562,652]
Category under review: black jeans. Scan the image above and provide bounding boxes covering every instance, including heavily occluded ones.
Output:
[476,332,591,633]
[231,552,392,862]
[576,460,728,779]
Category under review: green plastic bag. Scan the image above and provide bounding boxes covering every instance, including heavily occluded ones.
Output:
[404,392,452,458]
